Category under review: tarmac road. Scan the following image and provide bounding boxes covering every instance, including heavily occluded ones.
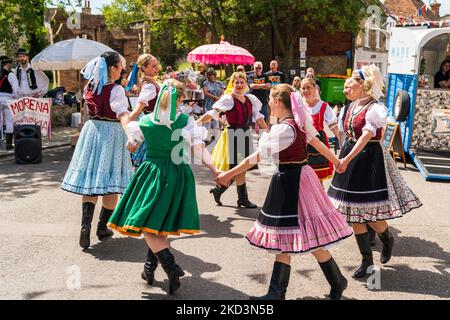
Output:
[0,146,449,300]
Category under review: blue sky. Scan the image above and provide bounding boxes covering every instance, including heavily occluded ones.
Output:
[89,0,449,16]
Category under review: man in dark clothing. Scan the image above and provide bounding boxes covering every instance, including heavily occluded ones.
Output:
[265,60,286,87]
[248,61,270,127]
[0,56,19,149]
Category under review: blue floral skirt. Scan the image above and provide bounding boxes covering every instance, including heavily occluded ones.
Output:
[61,120,134,196]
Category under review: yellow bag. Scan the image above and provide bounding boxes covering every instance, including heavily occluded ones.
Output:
[211,127,230,171]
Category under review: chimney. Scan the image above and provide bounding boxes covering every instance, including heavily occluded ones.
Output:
[430,2,441,19]
[82,0,91,15]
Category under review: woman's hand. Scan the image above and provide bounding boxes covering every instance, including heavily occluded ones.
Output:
[126,141,138,153]
[336,157,349,174]
[216,171,232,187]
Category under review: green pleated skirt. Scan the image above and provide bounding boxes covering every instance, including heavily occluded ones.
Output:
[108,157,200,237]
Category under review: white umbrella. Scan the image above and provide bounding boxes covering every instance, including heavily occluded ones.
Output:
[31,37,126,70]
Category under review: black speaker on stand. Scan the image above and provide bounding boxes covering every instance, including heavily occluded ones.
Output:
[14,124,42,164]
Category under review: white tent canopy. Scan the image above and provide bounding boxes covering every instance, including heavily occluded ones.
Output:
[31,37,126,70]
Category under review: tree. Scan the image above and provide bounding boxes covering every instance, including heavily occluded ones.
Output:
[0,1,81,57]
[102,0,242,49]
[234,0,382,72]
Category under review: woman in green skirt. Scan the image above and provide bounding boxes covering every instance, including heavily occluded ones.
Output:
[108,79,218,294]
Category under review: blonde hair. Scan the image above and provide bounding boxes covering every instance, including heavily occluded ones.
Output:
[292,76,301,88]
[230,71,247,83]
[159,79,184,111]
[270,84,294,110]
[137,54,157,81]
[352,65,384,100]
[301,77,317,88]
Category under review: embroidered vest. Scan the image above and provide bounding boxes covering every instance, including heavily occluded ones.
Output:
[225,96,253,128]
[85,83,118,121]
[344,100,383,141]
[278,118,308,163]
[0,68,13,94]
[310,102,328,132]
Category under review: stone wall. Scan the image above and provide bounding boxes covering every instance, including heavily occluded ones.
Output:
[412,89,450,152]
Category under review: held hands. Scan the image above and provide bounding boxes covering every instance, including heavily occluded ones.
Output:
[216,171,232,187]
[335,157,349,174]
[126,141,138,153]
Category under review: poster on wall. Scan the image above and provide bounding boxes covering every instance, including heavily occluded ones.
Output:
[431,109,450,134]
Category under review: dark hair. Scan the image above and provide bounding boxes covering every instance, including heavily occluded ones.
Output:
[101,51,121,68]
[207,67,216,76]
[440,60,450,73]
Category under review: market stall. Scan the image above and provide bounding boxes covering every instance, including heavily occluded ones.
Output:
[386,26,450,181]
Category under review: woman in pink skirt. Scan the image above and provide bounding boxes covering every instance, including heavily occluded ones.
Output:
[217,84,353,300]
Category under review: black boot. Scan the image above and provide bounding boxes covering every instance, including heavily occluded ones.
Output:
[378,227,394,264]
[367,226,376,246]
[353,233,374,278]
[5,133,13,150]
[141,248,159,285]
[96,207,114,240]
[155,248,185,295]
[250,261,291,300]
[237,183,257,208]
[210,185,229,206]
[80,202,95,249]
[319,257,348,300]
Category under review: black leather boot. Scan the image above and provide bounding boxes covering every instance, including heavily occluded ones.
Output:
[250,261,291,300]
[353,233,374,278]
[378,227,394,264]
[155,248,185,295]
[5,133,13,150]
[96,207,114,240]
[141,248,159,285]
[210,185,229,206]
[318,257,348,300]
[367,225,376,246]
[237,183,257,208]
[80,202,95,249]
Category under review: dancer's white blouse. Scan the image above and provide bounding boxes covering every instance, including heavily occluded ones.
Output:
[361,102,388,136]
[136,82,157,106]
[206,94,265,122]
[126,113,207,147]
[109,85,130,118]
[258,117,319,161]
[306,100,337,125]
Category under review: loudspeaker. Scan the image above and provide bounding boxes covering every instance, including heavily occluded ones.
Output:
[14,124,42,164]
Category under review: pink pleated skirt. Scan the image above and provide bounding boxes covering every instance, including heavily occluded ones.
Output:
[246,163,353,254]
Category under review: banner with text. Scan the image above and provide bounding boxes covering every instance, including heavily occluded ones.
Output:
[7,97,52,138]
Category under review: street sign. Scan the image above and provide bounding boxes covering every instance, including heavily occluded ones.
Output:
[300,59,306,68]
[299,37,307,51]
[300,51,306,59]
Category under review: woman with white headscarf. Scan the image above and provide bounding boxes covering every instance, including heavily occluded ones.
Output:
[327,65,422,279]
[108,79,217,295]
[61,52,141,250]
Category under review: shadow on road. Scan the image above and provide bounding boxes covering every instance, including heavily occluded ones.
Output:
[140,249,248,300]
[343,226,450,298]
[0,147,72,201]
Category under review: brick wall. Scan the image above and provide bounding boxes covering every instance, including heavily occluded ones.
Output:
[49,9,139,92]
[231,23,352,75]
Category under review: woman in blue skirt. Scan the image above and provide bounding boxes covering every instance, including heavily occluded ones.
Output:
[62,52,143,249]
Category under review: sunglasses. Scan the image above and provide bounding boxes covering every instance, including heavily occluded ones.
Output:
[255,67,262,69]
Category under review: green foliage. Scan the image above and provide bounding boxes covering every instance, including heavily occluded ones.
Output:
[101,0,381,71]
[101,0,148,30]
[0,1,82,57]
